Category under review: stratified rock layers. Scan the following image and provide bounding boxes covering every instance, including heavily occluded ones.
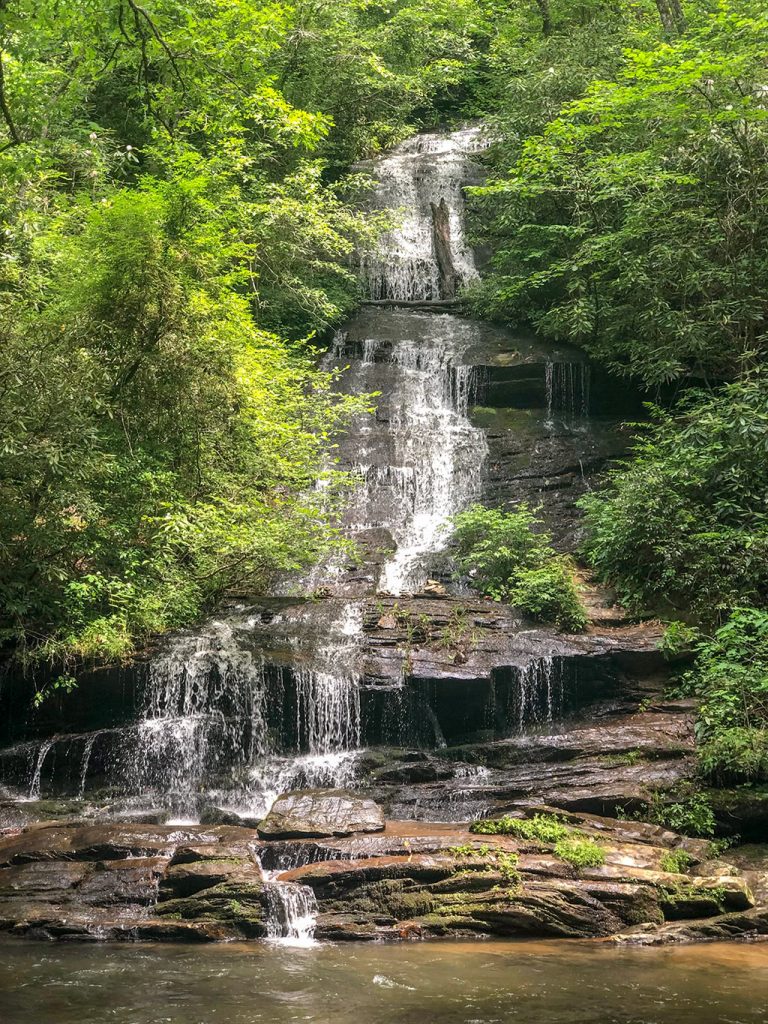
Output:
[0,818,765,945]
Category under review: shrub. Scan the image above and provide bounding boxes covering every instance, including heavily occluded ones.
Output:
[691,609,768,738]
[509,561,588,632]
[554,836,605,869]
[580,380,768,622]
[451,504,586,630]
[698,728,768,787]
[637,792,716,839]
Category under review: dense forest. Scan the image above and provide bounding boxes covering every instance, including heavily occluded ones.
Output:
[1,0,766,799]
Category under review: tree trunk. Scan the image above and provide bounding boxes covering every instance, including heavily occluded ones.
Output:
[534,0,553,37]
[654,0,686,34]
[430,198,458,300]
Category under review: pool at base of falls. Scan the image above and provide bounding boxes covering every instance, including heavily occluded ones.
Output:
[1,938,767,1024]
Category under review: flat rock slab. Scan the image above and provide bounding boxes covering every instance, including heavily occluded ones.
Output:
[258,790,385,839]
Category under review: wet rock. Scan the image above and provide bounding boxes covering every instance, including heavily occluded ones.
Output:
[159,859,259,899]
[154,880,267,937]
[0,817,762,945]
[0,799,92,831]
[0,822,258,866]
[258,790,385,839]
[438,711,695,769]
[614,906,768,946]
[198,804,262,829]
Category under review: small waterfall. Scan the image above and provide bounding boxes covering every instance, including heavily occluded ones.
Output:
[28,738,54,799]
[511,658,566,732]
[545,361,591,422]
[77,733,97,798]
[245,751,359,820]
[263,881,318,946]
[293,604,363,754]
[119,619,271,816]
[361,127,485,301]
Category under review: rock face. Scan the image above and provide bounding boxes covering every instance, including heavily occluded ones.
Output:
[258,790,385,839]
[1,817,764,945]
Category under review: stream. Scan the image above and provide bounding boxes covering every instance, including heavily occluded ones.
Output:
[3,939,768,1024]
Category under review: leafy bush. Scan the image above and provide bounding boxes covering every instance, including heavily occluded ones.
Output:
[470,813,569,843]
[636,792,716,839]
[580,380,768,622]
[452,504,586,630]
[698,729,768,787]
[554,836,605,869]
[692,609,768,736]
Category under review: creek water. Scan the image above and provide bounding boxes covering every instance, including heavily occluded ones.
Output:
[2,939,768,1024]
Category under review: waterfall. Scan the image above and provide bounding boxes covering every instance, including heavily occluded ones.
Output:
[361,127,485,301]
[354,327,487,595]
[28,738,54,799]
[545,361,591,422]
[263,881,318,946]
[510,658,566,732]
[0,127,593,827]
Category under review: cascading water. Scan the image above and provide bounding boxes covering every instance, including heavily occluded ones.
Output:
[361,127,485,301]
[338,326,487,595]
[28,738,54,800]
[545,361,591,424]
[263,881,318,946]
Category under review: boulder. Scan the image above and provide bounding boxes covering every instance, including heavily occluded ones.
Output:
[257,789,385,839]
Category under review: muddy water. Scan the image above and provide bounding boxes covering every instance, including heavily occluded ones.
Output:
[2,939,767,1024]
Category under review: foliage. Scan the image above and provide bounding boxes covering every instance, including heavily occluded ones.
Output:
[659,850,694,874]
[470,812,570,842]
[691,609,768,737]
[0,0,522,666]
[698,729,768,787]
[580,380,768,621]
[470,1,768,387]
[554,835,605,869]
[635,791,717,838]
[451,503,586,629]
[494,849,522,886]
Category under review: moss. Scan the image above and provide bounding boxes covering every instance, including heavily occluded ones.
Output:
[554,836,606,869]
[155,881,266,933]
[657,880,727,920]
[598,750,644,767]
[471,813,569,843]
[660,850,694,874]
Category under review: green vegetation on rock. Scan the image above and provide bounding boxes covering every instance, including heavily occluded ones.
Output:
[470,813,570,842]
[554,836,606,870]
[451,504,586,630]
[660,850,694,875]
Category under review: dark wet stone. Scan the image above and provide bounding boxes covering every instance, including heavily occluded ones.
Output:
[160,859,261,900]
[198,804,262,829]
[258,789,385,839]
